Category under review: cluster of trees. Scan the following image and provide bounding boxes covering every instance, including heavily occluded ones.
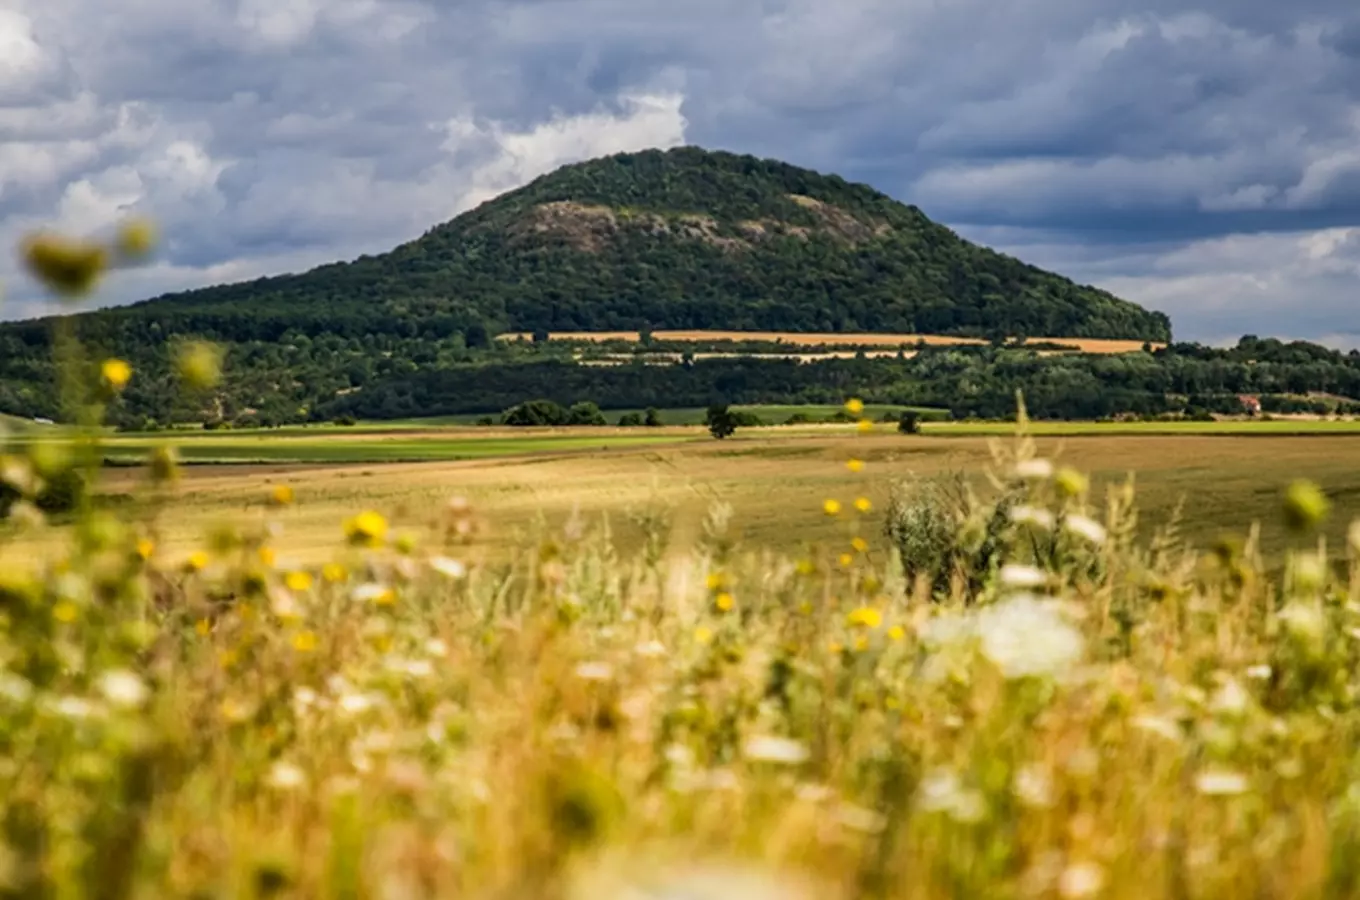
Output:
[497,400,665,428]
[3,332,1359,429]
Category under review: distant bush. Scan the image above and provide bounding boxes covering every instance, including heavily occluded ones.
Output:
[705,404,737,439]
[474,416,496,426]
[643,407,663,427]
[567,402,608,426]
[729,410,764,427]
[331,415,358,427]
[617,413,644,427]
[502,399,570,427]
[897,411,921,434]
[784,413,811,425]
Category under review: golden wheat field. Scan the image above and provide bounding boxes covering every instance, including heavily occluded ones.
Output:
[497,330,1163,353]
[8,430,1351,571]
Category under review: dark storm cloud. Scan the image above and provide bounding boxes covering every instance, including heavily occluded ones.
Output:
[0,0,1356,343]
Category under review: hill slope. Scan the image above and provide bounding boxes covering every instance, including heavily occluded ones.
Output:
[0,147,1187,426]
[83,146,1169,342]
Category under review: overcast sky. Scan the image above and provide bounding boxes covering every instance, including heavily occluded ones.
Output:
[2,1,1358,345]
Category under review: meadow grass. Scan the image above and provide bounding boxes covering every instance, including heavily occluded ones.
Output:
[8,224,1360,899]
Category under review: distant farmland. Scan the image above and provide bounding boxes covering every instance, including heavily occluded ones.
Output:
[497,329,1162,354]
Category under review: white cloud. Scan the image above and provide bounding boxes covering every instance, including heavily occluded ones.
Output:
[0,0,1358,345]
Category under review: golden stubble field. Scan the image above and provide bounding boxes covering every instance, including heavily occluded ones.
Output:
[28,431,1357,571]
[497,330,1161,354]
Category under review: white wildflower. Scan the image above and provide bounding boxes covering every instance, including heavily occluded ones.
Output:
[270,589,303,621]
[1131,715,1183,743]
[634,639,667,658]
[266,761,307,790]
[574,661,614,682]
[1210,678,1251,718]
[1011,505,1056,530]
[1057,861,1105,899]
[664,744,695,769]
[916,770,987,823]
[1015,458,1055,480]
[742,735,810,765]
[0,672,33,704]
[999,563,1047,590]
[429,556,467,579]
[337,692,379,716]
[293,686,318,710]
[51,696,95,720]
[1245,664,1272,680]
[1291,552,1328,592]
[1063,514,1107,546]
[836,802,888,834]
[424,638,448,658]
[97,669,149,709]
[351,583,392,603]
[976,595,1084,680]
[1196,769,1250,796]
[1013,765,1056,809]
[1279,603,1326,647]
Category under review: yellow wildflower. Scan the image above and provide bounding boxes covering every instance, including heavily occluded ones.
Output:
[344,511,389,547]
[857,418,873,433]
[322,563,348,583]
[846,606,883,629]
[185,550,209,572]
[846,458,864,473]
[20,231,108,297]
[195,618,211,637]
[115,217,158,260]
[52,601,78,623]
[714,592,735,612]
[888,625,906,642]
[829,640,844,654]
[135,538,155,561]
[270,484,295,506]
[218,649,240,670]
[175,341,224,390]
[851,537,869,553]
[291,631,318,653]
[101,358,132,391]
[854,497,872,514]
[823,499,842,516]
[705,572,727,591]
[838,553,853,568]
[845,398,865,415]
[285,570,314,592]
[258,546,277,568]
[854,634,870,652]
[694,626,714,645]
[795,558,815,576]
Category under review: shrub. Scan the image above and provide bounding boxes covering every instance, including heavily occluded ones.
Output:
[331,415,358,427]
[643,407,663,427]
[502,399,570,426]
[705,404,737,439]
[897,411,921,434]
[616,413,644,427]
[567,401,608,426]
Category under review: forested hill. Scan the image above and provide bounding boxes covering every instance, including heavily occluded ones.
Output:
[7,146,1170,345]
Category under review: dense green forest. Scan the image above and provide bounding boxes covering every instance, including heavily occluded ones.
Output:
[4,147,1354,428]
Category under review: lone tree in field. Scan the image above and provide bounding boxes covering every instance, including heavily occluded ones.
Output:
[898,411,921,434]
[705,404,737,440]
[644,407,663,427]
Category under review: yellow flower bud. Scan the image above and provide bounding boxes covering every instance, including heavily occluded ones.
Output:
[175,341,224,390]
[101,358,132,392]
[115,217,158,261]
[20,231,108,298]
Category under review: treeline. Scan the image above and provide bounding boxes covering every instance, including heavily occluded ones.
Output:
[2,333,1357,428]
